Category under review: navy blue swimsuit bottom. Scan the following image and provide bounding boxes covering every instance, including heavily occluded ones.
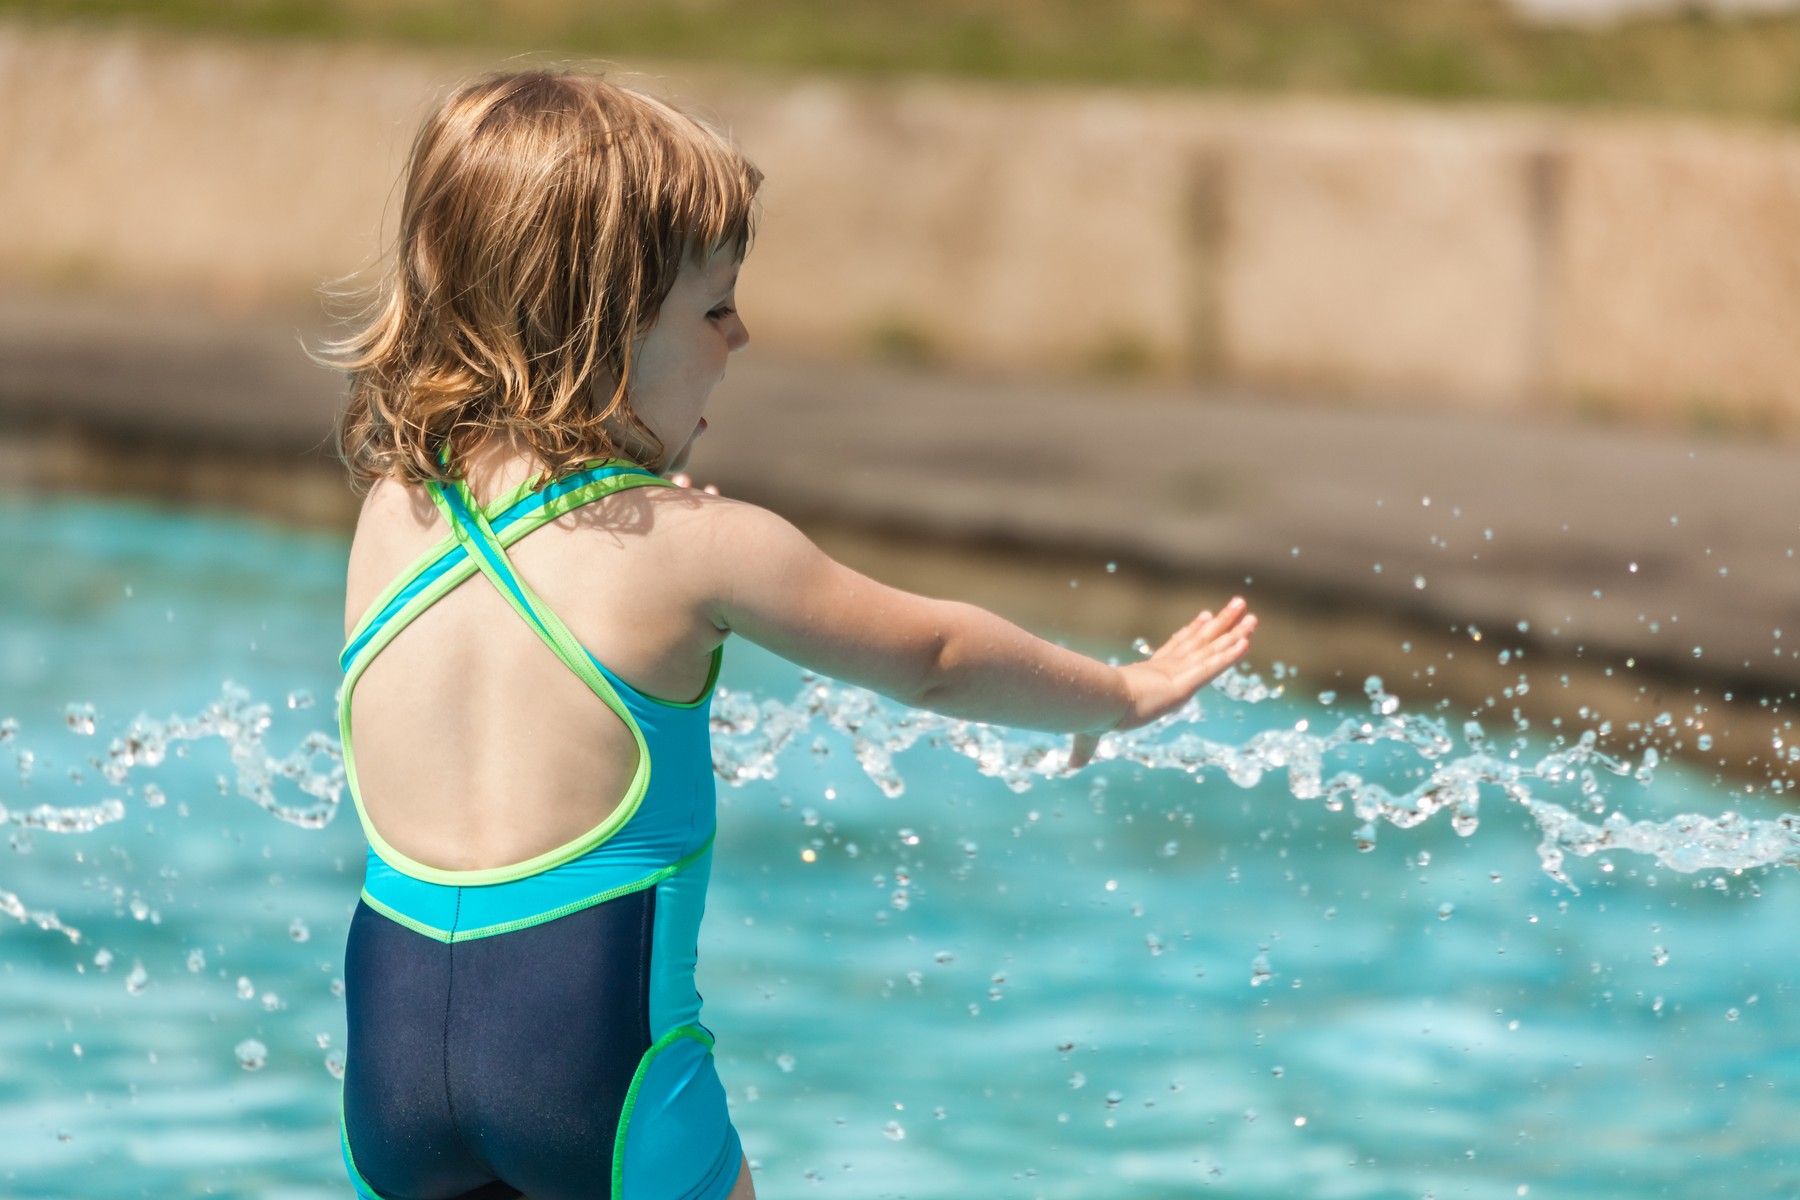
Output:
[335,462,741,1200]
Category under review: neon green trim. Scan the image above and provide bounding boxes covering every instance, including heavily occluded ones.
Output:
[612,1024,717,1199]
[633,644,724,710]
[356,888,444,940]
[341,459,649,649]
[337,465,680,887]
[358,834,714,943]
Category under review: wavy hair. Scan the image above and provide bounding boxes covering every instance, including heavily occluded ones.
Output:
[330,71,761,490]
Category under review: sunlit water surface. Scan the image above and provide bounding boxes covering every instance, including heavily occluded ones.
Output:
[1,496,1795,1199]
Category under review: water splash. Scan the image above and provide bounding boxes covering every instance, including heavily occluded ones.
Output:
[710,666,1800,891]
[5,660,1794,950]
[0,884,82,943]
[3,683,344,836]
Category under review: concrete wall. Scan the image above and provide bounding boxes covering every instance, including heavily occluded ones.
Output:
[3,21,1798,423]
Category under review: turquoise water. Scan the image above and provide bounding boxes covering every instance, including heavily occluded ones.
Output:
[1,495,1795,1198]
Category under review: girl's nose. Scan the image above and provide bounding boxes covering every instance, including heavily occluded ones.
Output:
[726,312,750,353]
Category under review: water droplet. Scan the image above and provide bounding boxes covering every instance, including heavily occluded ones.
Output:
[1697,734,1713,752]
[776,1053,796,1073]
[933,950,954,965]
[234,1038,268,1071]
[92,948,113,972]
[1437,903,1455,921]
[125,962,148,995]
[897,828,920,846]
[1105,562,1117,573]
[261,991,283,1011]
[288,917,311,943]
[1250,953,1272,986]
[64,704,97,735]
[883,1120,905,1141]
[186,948,206,973]
[142,783,166,809]
[1413,575,1427,590]
[1069,1072,1086,1089]
[1104,1090,1124,1109]
[1725,1008,1740,1022]
[1652,946,1669,966]
[325,1048,346,1079]
[235,975,255,1000]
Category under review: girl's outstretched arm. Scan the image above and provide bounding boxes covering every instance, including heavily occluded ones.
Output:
[696,499,1256,765]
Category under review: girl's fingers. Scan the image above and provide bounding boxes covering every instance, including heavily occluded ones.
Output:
[1162,599,1249,655]
[1152,612,1209,657]
[1128,602,1259,724]
[1068,731,1100,771]
[1176,639,1249,691]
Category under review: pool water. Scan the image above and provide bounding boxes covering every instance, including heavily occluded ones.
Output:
[1,495,1795,1199]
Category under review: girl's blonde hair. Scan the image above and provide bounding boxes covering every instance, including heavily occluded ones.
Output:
[332,71,761,490]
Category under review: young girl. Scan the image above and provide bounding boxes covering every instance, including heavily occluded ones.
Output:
[332,71,1255,1200]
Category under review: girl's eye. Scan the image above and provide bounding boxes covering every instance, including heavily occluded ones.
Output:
[708,305,736,320]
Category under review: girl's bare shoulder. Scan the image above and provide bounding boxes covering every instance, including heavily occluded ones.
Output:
[580,484,818,611]
[579,481,792,545]
[343,479,442,633]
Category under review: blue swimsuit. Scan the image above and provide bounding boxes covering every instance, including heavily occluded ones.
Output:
[336,462,740,1200]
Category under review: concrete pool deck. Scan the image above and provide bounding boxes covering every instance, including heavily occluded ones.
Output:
[2,287,1797,708]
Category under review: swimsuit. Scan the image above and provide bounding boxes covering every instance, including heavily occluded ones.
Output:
[335,461,740,1200]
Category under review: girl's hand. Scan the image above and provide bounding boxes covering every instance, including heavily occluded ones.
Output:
[1068,598,1258,770]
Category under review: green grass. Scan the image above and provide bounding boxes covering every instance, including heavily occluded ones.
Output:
[11,0,1800,124]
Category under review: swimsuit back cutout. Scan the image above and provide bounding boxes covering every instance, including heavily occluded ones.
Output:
[338,459,717,887]
[336,460,742,1200]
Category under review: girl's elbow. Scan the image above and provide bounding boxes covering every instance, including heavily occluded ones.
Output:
[896,630,956,710]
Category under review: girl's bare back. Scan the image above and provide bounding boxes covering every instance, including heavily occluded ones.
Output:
[344,442,727,872]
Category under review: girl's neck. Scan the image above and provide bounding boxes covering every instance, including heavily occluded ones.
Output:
[451,432,647,504]
[455,434,553,505]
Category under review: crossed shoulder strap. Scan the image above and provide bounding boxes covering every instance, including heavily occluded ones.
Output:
[336,460,679,884]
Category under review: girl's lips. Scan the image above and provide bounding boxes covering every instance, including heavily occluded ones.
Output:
[696,417,709,435]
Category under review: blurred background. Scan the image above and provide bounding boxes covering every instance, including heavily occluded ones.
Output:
[3,3,1799,1197]
[3,0,1799,727]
